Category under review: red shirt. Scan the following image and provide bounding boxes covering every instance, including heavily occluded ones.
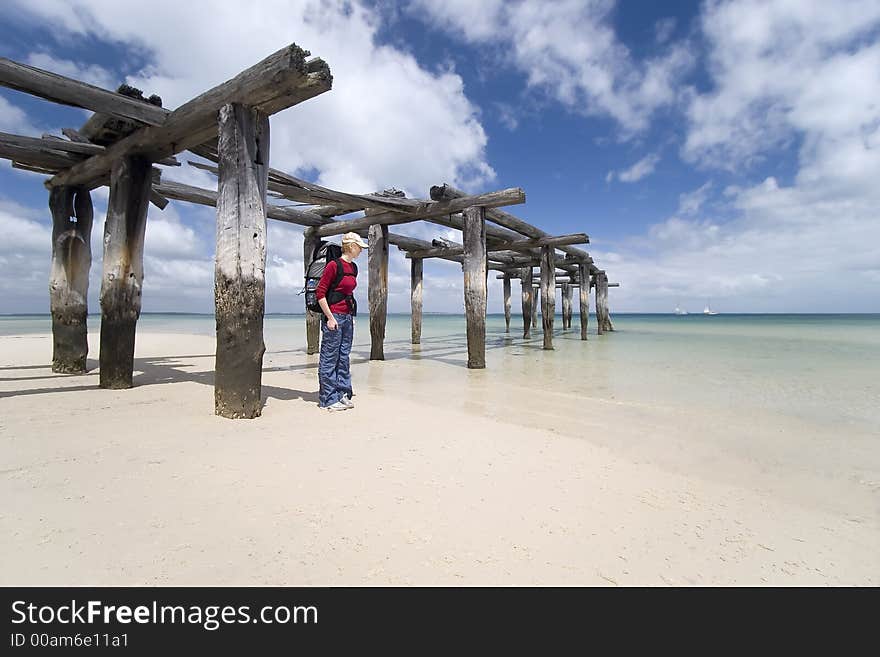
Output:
[315,258,357,314]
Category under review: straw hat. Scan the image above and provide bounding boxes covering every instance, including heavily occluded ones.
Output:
[341,232,368,248]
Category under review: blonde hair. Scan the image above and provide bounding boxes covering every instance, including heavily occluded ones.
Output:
[342,242,359,255]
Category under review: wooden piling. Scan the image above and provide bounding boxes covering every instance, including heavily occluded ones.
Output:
[503,274,511,333]
[539,245,555,350]
[411,257,423,345]
[596,271,614,333]
[98,155,151,389]
[49,186,92,373]
[520,266,532,339]
[214,103,269,418]
[561,282,572,329]
[368,219,389,360]
[532,284,539,330]
[462,205,487,368]
[578,263,589,340]
[303,228,320,355]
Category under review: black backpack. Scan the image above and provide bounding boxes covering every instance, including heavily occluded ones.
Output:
[304,241,358,316]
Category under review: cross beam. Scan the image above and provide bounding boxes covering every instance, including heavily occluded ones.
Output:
[46,44,331,188]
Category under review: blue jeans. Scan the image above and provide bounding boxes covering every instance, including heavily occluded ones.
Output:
[318,313,353,407]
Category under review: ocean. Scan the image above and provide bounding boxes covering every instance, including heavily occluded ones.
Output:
[3,312,878,432]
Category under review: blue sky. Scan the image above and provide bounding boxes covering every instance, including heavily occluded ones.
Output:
[1,0,878,314]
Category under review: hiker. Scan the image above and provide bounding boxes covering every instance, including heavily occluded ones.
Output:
[315,231,368,411]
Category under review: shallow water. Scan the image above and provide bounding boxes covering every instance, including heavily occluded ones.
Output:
[2,312,878,432]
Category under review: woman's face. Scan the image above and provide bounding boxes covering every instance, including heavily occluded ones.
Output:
[350,244,363,259]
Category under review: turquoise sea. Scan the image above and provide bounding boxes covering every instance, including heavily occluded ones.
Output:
[2,312,878,434]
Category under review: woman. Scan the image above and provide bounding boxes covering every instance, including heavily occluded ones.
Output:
[315,231,368,411]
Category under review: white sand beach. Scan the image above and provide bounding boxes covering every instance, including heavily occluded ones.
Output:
[1,322,878,586]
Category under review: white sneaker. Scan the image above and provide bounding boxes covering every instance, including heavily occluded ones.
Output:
[326,401,348,412]
[341,394,354,409]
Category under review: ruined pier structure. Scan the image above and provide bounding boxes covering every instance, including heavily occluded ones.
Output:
[0,43,616,419]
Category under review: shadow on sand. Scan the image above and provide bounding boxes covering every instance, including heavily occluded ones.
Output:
[0,326,576,404]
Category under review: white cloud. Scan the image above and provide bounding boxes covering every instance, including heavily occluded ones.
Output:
[577,1,880,314]
[613,0,879,311]
[683,0,880,171]
[1,0,500,313]
[654,17,677,44]
[0,197,53,311]
[25,52,118,90]
[0,198,50,254]
[609,153,661,183]
[598,176,880,313]
[8,0,494,198]
[495,102,519,131]
[677,181,713,215]
[0,96,39,134]
[143,205,201,260]
[409,0,694,134]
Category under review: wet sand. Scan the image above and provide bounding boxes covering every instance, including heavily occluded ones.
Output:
[1,329,877,585]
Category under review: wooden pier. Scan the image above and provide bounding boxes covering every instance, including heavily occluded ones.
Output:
[0,43,618,419]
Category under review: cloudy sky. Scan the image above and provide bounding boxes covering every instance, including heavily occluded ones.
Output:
[1,0,878,314]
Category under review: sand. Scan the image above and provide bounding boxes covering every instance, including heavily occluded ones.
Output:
[1,329,877,585]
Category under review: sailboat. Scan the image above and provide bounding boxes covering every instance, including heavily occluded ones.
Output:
[673,304,688,315]
[703,300,718,315]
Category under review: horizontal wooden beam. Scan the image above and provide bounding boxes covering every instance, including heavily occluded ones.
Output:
[37,133,108,155]
[401,238,531,267]
[268,171,420,212]
[11,161,59,175]
[190,159,452,216]
[187,159,541,252]
[156,179,516,271]
[405,232,587,259]
[0,131,180,168]
[0,57,168,125]
[0,136,81,170]
[312,187,526,237]
[186,159,544,268]
[499,273,579,281]
[189,160,376,213]
[497,260,586,277]
[47,44,331,188]
[493,232,587,252]
[61,127,90,143]
[154,180,328,226]
[430,183,591,262]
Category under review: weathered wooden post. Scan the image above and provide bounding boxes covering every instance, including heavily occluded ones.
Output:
[214,103,270,418]
[578,263,589,340]
[593,274,603,336]
[540,246,555,350]
[462,205,487,368]
[596,271,614,333]
[368,217,389,360]
[520,267,532,339]
[303,228,320,355]
[411,257,423,345]
[532,284,539,330]
[561,282,572,329]
[49,186,93,373]
[99,155,151,389]
[502,274,511,333]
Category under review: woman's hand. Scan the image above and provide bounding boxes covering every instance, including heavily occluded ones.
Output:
[326,315,338,331]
